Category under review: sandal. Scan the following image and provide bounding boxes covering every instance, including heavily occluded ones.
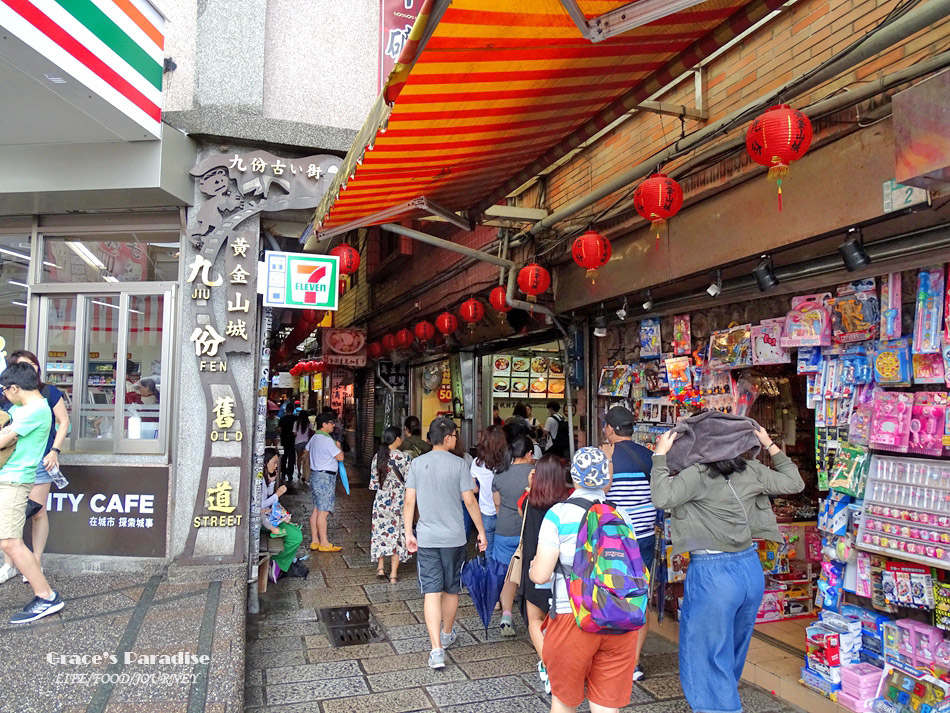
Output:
[389,575,398,584]
[376,568,386,580]
[269,530,286,538]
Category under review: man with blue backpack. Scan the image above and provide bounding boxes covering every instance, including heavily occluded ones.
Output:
[529,446,648,713]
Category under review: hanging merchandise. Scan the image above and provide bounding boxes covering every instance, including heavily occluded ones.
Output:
[672,314,691,356]
[381,333,397,353]
[329,244,360,275]
[459,298,485,325]
[597,365,632,397]
[848,387,875,446]
[797,346,823,374]
[782,294,831,347]
[913,267,945,354]
[395,328,414,350]
[632,173,683,249]
[516,263,551,303]
[827,443,870,498]
[913,353,946,384]
[944,340,950,389]
[571,230,612,282]
[752,318,790,365]
[829,279,880,345]
[880,272,902,341]
[488,286,512,313]
[435,311,459,336]
[707,324,753,371]
[873,338,913,387]
[907,392,948,458]
[869,391,913,453]
[414,320,435,342]
[639,318,661,358]
[745,104,813,211]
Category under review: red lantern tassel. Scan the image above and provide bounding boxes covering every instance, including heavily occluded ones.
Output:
[586,268,598,284]
[776,179,783,212]
[650,218,667,250]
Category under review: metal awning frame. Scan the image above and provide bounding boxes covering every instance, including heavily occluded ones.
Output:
[311,196,472,245]
[560,0,712,43]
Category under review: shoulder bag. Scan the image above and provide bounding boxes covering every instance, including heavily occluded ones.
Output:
[504,488,530,584]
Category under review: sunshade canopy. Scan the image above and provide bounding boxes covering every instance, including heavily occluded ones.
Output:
[309,0,776,246]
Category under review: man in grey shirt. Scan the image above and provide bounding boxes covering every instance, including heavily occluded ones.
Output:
[405,417,486,670]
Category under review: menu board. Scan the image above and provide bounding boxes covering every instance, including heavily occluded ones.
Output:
[492,354,566,399]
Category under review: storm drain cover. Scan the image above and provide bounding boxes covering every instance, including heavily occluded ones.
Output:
[319,606,387,647]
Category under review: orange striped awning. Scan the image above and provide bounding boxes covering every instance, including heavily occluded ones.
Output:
[308,0,780,245]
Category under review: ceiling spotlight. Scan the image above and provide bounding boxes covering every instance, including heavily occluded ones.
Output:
[641,290,653,311]
[593,307,608,338]
[753,255,779,292]
[839,227,871,271]
[707,268,722,297]
[616,298,628,321]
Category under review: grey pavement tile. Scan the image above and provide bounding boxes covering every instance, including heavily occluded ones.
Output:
[364,588,422,604]
[246,668,263,686]
[247,634,304,655]
[458,653,541,679]
[636,674,684,701]
[391,631,477,653]
[465,624,527,643]
[441,695,549,713]
[303,633,330,648]
[256,606,321,623]
[364,579,422,596]
[324,571,392,586]
[426,675,534,706]
[265,676,370,704]
[406,595,474,612]
[369,664,468,692]
[640,633,678,656]
[359,650,433,673]
[375,612,421,627]
[619,701,693,713]
[265,659,361,684]
[247,648,306,670]
[370,600,410,614]
[383,623,431,639]
[447,639,536,663]
[305,642,396,663]
[253,621,326,638]
[639,651,679,677]
[739,683,803,712]
[322,688,433,713]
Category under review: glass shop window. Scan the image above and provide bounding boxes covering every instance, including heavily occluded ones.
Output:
[40,232,179,284]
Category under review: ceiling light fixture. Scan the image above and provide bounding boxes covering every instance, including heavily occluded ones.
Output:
[641,290,653,311]
[839,227,871,271]
[753,255,780,292]
[616,297,628,321]
[67,241,106,270]
[593,304,608,338]
[707,268,722,297]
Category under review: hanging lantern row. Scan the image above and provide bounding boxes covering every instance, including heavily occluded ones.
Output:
[572,230,612,283]
[633,173,683,250]
[459,298,485,325]
[329,244,361,275]
[745,103,813,211]
[517,263,551,303]
[289,360,325,377]
[436,311,459,336]
[414,320,436,342]
[395,328,415,350]
[489,286,511,313]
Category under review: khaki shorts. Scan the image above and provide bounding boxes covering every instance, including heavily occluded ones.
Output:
[0,482,31,540]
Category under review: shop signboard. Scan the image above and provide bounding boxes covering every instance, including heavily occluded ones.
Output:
[263,251,340,311]
[378,362,408,392]
[35,466,168,557]
[379,0,420,90]
[323,328,367,367]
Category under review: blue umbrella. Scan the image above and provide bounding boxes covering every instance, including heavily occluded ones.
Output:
[338,462,350,495]
[461,554,507,632]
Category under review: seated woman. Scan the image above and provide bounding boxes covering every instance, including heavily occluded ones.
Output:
[261,447,304,583]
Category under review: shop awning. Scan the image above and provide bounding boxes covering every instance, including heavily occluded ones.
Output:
[308,0,779,248]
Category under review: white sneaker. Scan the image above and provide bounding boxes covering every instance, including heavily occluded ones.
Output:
[0,564,17,584]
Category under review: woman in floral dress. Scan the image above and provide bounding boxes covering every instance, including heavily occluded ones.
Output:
[369,425,412,582]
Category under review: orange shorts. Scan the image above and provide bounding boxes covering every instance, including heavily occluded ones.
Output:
[541,612,639,708]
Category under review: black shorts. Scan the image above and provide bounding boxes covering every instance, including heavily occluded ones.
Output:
[417,545,467,595]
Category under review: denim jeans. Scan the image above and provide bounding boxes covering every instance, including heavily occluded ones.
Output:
[679,547,765,713]
[481,513,496,559]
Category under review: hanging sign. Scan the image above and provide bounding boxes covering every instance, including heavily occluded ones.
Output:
[263,251,340,311]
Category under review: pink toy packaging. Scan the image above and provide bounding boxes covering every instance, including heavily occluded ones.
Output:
[880,271,902,341]
[751,318,790,365]
[908,392,948,458]
[942,339,950,388]
[913,352,946,384]
[672,314,691,356]
[782,293,831,348]
[870,391,913,453]
[913,267,945,354]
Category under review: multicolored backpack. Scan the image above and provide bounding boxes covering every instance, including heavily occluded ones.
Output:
[555,498,649,633]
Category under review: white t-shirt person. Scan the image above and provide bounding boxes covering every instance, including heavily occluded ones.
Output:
[307,431,341,472]
[544,413,561,450]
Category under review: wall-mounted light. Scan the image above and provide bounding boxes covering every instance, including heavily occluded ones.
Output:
[616,297,628,321]
[839,227,871,271]
[593,304,608,338]
[707,268,722,297]
[753,255,779,292]
[641,290,653,311]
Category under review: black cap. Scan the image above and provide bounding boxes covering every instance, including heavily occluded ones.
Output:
[605,406,635,430]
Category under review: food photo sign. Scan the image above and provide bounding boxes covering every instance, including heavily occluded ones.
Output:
[322,328,367,367]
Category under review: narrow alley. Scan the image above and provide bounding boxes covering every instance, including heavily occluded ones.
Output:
[244,478,804,713]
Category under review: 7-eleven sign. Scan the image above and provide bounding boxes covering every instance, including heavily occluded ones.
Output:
[263,251,339,310]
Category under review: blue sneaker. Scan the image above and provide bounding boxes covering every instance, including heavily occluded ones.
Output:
[440,627,458,649]
[428,648,445,669]
[10,591,64,624]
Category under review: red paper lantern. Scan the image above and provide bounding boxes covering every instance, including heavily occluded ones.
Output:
[381,333,397,353]
[517,263,551,303]
[745,104,813,211]
[315,361,326,373]
[572,230,612,282]
[436,312,459,336]
[488,286,511,313]
[395,328,415,350]
[330,244,361,275]
[367,341,383,359]
[459,298,484,325]
[414,320,435,342]
[633,173,683,250]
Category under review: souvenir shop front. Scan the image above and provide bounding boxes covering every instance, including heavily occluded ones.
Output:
[591,254,950,710]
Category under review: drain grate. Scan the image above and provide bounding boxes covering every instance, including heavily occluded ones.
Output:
[319,606,387,647]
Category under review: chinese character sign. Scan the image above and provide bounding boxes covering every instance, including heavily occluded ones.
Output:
[379,0,419,90]
[323,328,367,367]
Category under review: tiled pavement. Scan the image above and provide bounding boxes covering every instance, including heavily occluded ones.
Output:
[246,472,807,713]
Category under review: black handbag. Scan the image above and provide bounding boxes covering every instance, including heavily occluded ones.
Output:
[287,560,309,578]
[25,499,42,520]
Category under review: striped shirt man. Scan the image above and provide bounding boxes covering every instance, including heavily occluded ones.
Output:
[607,439,656,538]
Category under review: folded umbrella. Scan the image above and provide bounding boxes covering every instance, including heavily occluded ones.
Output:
[338,462,350,495]
[460,554,507,632]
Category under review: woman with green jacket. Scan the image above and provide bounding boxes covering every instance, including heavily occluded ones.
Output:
[651,412,804,713]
